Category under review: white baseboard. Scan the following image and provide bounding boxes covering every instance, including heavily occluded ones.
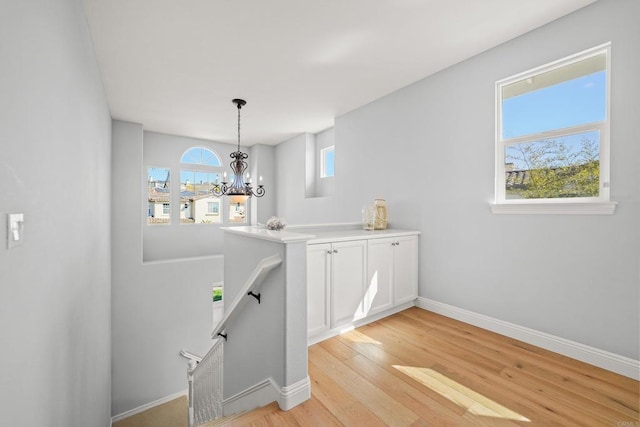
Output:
[223,378,278,417]
[111,389,188,423]
[416,297,640,380]
[222,376,311,416]
[278,376,311,410]
[111,376,311,424]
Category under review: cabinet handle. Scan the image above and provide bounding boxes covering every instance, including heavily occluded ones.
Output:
[333,249,338,253]
[326,250,332,254]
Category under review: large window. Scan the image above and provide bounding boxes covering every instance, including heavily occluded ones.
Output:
[493,43,615,214]
[180,147,226,224]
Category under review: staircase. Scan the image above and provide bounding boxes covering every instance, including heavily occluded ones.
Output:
[181,254,282,427]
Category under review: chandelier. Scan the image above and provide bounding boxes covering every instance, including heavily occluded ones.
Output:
[212,98,265,204]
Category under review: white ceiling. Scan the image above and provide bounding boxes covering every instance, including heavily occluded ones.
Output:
[83,0,596,146]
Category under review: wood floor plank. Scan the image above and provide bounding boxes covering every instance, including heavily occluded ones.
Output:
[501,366,625,425]
[307,359,388,427]
[288,395,342,427]
[338,324,563,426]
[343,353,482,427]
[309,344,421,426]
[404,308,640,393]
[402,307,640,420]
[335,330,471,417]
[377,314,508,375]
[128,307,639,426]
[395,309,639,419]
[349,318,606,426]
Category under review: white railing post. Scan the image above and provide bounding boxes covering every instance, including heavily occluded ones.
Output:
[192,339,224,425]
[187,360,196,427]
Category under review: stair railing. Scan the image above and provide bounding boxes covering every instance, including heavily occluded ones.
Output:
[182,253,282,427]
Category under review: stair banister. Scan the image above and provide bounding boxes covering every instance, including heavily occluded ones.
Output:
[183,252,282,427]
[210,253,282,340]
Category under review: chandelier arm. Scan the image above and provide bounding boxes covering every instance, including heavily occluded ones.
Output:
[252,186,266,197]
[212,182,228,197]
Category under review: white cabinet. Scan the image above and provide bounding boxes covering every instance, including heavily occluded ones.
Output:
[307,243,331,337]
[365,238,395,316]
[367,235,418,314]
[307,231,418,342]
[307,240,367,335]
[330,240,367,328]
[391,235,419,305]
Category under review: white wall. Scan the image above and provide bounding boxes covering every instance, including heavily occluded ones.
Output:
[0,0,112,425]
[112,122,223,415]
[249,144,277,225]
[276,133,345,224]
[276,0,639,360]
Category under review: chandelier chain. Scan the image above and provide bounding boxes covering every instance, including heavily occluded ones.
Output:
[237,104,241,151]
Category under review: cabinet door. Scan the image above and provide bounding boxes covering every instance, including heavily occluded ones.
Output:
[307,243,331,337]
[393,235,419,305]
[331,240,367,328]
[366,238,394,316]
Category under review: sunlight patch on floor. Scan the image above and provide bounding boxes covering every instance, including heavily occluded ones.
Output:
[341,329,382,345]
[393,365,530,422]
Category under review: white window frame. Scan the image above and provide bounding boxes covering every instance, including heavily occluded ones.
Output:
[320,145,335,178]
[491,43,616,215]
[146,166,172,225]
[180,147,229,225]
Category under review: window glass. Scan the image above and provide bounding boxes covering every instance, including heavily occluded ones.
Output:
[505,130,600,199]
[321,146,335,178]
[180,147,222,166]
[496,45,609,204]
[181,170,222,224]
[147,167,171,224]
[502,57,606,139]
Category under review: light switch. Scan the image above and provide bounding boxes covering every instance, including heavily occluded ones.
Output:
[7,213,24,249]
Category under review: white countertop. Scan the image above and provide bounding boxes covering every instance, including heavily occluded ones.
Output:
[304,228,419,244]
[222,225,419,244]
[221,226,315,243]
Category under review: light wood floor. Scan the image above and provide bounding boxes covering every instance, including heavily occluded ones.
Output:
[222,308,639,426]
[118,307,640,427]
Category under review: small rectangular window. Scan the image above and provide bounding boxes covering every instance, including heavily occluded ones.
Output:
[320,146,335,178]
[495,43,611,211]
[147,167,171,224]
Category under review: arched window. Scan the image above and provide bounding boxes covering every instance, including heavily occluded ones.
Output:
[180,147,222,167]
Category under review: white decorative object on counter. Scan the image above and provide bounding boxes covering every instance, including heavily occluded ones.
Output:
[266,216,286,230]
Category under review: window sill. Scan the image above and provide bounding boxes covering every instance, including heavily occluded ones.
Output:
[490,201,617,215]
